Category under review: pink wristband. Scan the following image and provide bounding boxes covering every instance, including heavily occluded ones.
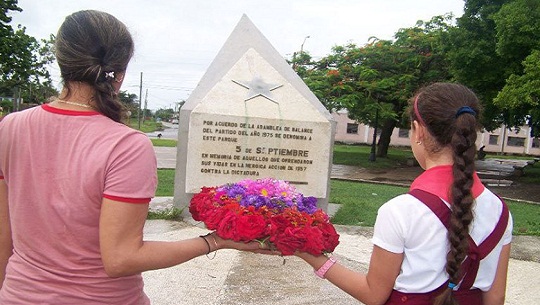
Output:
[314,256,337,279]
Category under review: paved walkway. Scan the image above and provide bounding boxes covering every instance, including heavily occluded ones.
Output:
[142,216,540,305]
[144,146,540,305]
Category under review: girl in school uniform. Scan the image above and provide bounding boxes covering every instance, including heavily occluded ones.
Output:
[296,82,513,305]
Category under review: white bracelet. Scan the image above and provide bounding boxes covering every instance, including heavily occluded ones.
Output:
[314,256,337,279]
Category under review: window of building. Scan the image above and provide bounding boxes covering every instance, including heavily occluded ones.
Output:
[346,123,359,134]
[532,138,540,148]
[489,135,499,145]
[507,136,525,147]
[398,128,409,138]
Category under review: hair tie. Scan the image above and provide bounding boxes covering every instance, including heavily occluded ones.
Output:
[413,95,427,126]
[104,71,115,80]
[448,282,457,289]
[455,106,476,118]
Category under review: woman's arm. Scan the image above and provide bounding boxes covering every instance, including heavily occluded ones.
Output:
[297,245,402,305]
[99,198,260,277]
[0,180,13,288]
[482,243,511,305]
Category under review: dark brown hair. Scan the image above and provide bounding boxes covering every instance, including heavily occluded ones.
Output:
[55,10,134,123]
[410,82,481,305]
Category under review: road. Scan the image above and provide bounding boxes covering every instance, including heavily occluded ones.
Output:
[147,122,179,140]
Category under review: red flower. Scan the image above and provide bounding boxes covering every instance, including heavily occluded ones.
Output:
[270,227,305,255]
[281,208,312,228]
[189,179,341,256]
[298,226,324,255]
[216,212,240,240]
[234,213,268,241]
[319,222,340,252]
[269,214,291,236]
[326,69,340,77]
[311,209,329,224]
[189,187,216,221]
[203,205,232,230]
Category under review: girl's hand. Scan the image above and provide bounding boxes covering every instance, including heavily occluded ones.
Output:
[209,232,281,255]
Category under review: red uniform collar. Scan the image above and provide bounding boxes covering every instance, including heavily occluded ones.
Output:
[410,165,484,203]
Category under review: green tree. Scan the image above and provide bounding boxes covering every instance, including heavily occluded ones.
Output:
[492,0,540,136]
[494,51,540,135]
[443,0,510,131]
[0,1,22,55]
[0,0,54,107]
[303,16,452,157]
[288,50,345,113]
[17,80,58,107]
[155,108,175,122]
[118,90,139,112]
[290,51,314,78]
[1,98,13,113]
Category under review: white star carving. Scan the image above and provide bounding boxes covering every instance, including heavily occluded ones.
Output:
[232,76,283,104]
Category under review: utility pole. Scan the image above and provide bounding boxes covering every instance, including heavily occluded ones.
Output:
[292,35,310,71]
[300,35,310,53]
[142,89,148,122]
[16,87,21,111]
[138,72,143,130]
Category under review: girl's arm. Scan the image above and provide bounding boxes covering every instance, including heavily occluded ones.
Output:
[482,243,511,305]
[297,245,402,305]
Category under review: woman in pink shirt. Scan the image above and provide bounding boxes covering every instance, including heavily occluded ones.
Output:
[294,83,512,305]
[0,10,258,304]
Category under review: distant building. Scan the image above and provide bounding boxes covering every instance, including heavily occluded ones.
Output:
[332,109,540,156]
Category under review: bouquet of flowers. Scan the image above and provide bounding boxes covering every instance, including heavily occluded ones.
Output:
[189,178,340,256]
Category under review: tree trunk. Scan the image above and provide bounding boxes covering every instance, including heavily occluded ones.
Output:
[376,118,397,158]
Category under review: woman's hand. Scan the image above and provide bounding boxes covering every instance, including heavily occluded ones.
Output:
[209,232,281,255]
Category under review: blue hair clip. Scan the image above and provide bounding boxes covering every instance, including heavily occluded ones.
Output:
[448,282,457,289]
[455,106,476,118]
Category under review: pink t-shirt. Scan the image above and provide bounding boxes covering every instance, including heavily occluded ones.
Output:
[0,104,157,304]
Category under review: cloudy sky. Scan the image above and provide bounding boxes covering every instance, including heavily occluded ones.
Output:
[11,0,465,110]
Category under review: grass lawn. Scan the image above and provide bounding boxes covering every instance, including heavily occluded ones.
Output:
[156,169,176,196]
[329,180,540,236]
[156,169,540,236]
[151,138,177,147]
[507,199,540,235]
[520,161,540,184]
[329,180,407,226]
[332,144,413,168]
[129,119,163,133]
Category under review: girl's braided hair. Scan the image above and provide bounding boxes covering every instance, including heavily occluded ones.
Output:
[410,82,481,305]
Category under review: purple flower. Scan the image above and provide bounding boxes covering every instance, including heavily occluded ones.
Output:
[216,179,319,214]
[297,195,318,214]
[219,184,246,199]
[240,194,269,208]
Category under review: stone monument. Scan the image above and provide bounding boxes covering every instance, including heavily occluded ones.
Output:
[174,15,336,212]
